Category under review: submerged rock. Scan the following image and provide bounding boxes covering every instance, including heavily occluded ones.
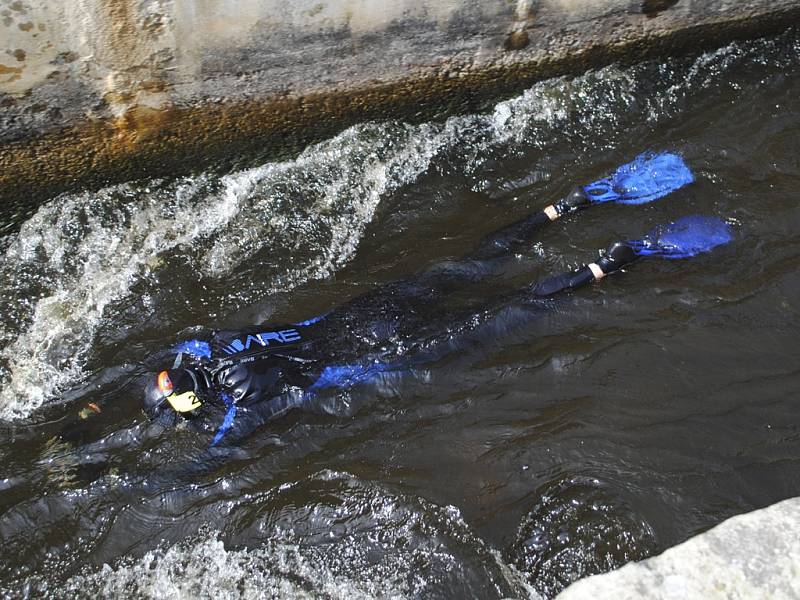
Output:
[506,475,656,598]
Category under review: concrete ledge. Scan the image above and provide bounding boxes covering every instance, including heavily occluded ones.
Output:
[556,497,800,600]
[2,1,800,214]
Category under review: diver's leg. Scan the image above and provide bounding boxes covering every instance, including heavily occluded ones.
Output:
[468,187,589,261]
[424,218,724,364]
[314,187,593,349]
[412,151,694,291]
[408,241,640,366]
[411,187,591,291]
[528,241,637,298]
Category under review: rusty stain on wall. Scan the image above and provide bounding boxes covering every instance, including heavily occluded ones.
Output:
[0,63,23,84]
[0,0,799,216]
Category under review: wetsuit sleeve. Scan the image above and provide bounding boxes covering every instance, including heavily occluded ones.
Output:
[208,356,313,445]
[210,389,307,446]
[216,363,285,406]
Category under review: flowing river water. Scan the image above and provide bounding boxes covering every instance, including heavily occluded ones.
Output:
[1,28,800,599]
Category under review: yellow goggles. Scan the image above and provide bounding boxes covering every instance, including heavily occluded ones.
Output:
[166,390,202,413]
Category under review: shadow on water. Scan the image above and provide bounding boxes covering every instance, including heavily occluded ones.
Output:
[1,28,800,599]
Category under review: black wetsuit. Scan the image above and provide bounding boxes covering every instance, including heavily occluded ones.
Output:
[148,189,636,445]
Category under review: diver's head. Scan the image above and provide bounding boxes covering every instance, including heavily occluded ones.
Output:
[142,368,206,420]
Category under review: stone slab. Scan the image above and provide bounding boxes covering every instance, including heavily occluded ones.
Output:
[556,497,800,600]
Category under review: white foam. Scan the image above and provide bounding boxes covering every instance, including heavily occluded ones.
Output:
[0,122,456,420]
[44,469,536,599]
[64,533,410,600]
[202,121,450,282]
[0,172,253,419]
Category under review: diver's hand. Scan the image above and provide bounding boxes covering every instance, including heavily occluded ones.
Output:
[58,402,104,447]
[78,402,102,420]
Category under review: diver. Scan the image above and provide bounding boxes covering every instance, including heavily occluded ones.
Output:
[130,152,729,447]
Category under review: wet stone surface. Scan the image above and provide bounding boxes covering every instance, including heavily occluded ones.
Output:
[558,497,800,599]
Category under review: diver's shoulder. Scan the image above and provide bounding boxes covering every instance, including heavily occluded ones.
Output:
[210,323,311,359]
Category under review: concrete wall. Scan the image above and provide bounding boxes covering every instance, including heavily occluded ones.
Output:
[2,0,800,212]
[556,497,800,599]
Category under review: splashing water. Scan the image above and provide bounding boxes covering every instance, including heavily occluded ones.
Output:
[6,471,536,599]
[0,30,796,424]
[0,67,642,420]
[0,123,453,419]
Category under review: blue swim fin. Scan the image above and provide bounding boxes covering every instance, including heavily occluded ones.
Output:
[583,152,694,205]
[627,215,733,259]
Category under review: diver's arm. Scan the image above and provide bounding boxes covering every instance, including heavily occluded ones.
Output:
[531,242,638,297]
[468,187,590,261]
[57,407,105,446]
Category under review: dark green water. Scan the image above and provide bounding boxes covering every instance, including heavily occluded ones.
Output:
[1,29,799,599]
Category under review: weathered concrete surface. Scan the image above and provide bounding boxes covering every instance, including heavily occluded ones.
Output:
[556,497,800,599]
[2,0,800,212]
